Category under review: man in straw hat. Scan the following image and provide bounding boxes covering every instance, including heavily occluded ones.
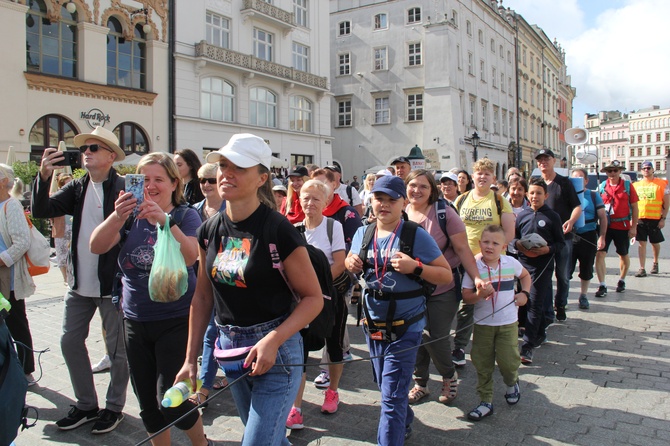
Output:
[31,126,130,434]
[594,160,639,296]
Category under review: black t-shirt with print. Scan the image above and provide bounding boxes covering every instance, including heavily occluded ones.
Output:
[545,173,581,224]
[198,204,305,327]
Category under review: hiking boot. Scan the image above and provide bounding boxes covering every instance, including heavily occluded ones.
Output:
[578,294,590,310]
[451,348,466,367]
[408,385,429,404]
[651,262,659,274]
[285,407,304,429]
[314,370,330,389]
[520,348,533,365]
[91,409,124,434]
[321,389,339,414]
[555,306,566,322]
[438,373,458,404]
[616,280,625,293]
[56,406,99,431]
[595,285,607,298]
[635,268,647,277]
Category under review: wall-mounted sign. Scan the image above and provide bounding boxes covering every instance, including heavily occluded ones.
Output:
[80,109,111,129]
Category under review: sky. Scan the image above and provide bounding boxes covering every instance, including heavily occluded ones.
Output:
[502,0,670,127]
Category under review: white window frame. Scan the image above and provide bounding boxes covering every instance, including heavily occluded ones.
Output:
[492,67,497,88]
[468,52,473,75]
[373,46,388,71]
[502,109,508,136]
[374,96,390,124]
[407,7,421,24]
[469,97,476,127]
[294,0,308,28]
[206,11,230,49]
[338,53,351,76]
[493,107,499,134]
[408,42,422,66]
[200,77,234,122]
[250,87,277,128]
[253,28,273,61]
[406,92,423,122]
[338,20,351,36]
[292,42,309,72]
[481,101,488,130]
[337,99,352,127]
[289,95,312,132]
[374,13,388,30]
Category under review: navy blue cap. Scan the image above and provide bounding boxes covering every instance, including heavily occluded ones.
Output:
[535,148,555,159]
[391,156,411,165]
[371,175,407,199]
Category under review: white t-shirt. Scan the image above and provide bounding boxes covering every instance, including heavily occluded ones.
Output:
[336,183,362,207]
[303,217,345,266]
[75,181,105,297]
[462,255,523,326]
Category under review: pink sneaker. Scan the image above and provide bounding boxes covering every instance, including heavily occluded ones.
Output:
[286,407,304,429]
[321,389,339,414]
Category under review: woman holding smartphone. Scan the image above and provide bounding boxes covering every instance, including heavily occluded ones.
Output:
[90,153,210,445]
[176,133,322,446]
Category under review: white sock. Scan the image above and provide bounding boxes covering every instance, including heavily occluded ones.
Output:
[600,282,606,286]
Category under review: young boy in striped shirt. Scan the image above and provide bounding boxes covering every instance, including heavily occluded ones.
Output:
[462,225,531,421]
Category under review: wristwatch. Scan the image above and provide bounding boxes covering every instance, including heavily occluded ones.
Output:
[413,258,423,276]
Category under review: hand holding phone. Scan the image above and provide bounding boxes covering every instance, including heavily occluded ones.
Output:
[125,174,145,217]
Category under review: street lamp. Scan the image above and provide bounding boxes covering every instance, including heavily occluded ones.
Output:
[471,132,480,162]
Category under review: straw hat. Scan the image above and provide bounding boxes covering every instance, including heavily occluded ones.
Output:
[73,126,125,161]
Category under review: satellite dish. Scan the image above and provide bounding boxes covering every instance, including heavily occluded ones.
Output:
[565,128,589,145]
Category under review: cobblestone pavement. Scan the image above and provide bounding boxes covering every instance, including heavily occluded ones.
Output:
[13,253,670,445]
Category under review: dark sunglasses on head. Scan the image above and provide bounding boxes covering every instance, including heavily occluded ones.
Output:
[199,178,217,185]
[79,144,112,153]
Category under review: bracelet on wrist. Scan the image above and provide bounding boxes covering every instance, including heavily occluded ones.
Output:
[518,290,530,299]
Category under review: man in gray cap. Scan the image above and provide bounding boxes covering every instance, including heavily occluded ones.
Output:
[391,156,412,181]
[535,148,581,322]
[32,126,129,434]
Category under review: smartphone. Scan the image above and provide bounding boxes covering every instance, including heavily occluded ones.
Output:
[125,174,145,216]
[53,150,82,169]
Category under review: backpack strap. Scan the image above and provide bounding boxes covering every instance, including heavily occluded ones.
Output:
[326,217,334,246]
[585,190,598,224]
[434,199,450,250]
[454,190,471,214]
[358,223,377,268]
[494,192,503,217]
[346,185,353,205]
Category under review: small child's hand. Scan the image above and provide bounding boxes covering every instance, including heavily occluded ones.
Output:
[346,254,363,274]
[514,292,528,307]
[390,252,415,275]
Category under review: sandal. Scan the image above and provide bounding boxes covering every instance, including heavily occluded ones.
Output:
[408,385,429,404]
[190,391,209,409]
[212,376,228,390]
[504,382,520,405]
[467,402,493,421]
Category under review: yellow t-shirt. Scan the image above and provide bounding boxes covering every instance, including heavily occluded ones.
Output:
[458,190,513,254]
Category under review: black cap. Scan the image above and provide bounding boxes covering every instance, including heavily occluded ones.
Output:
[324,165,341,173]
[288,166,309,177]
[535,148,555,159]
[391,156,411,165]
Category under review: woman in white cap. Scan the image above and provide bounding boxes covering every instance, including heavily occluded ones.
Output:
[176,133,322,445]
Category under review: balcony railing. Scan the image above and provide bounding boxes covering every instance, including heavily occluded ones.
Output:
[195,41,328,90]
[241,0,295,30]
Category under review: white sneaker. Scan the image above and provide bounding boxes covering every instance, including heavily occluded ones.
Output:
[313,370,330,389]
[92,355,112,373]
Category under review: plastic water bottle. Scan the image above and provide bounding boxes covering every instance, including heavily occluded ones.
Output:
[0,293,10,320]
[161,379,202,408]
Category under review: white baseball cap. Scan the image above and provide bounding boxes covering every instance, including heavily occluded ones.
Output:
[206,133,272,169]
[375,169,392,178]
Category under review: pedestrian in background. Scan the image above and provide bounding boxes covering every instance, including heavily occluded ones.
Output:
[175,149,205,205]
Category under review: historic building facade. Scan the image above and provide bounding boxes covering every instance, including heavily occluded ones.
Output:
[0,0,169,163]
[173,0,333,167]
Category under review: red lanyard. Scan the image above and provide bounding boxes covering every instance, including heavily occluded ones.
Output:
[373,220,402,288]
[486,259,502,318]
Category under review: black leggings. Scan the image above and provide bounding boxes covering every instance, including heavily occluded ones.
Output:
[124,316,199,434]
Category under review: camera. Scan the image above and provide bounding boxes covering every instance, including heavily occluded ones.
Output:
[53,150,82,169]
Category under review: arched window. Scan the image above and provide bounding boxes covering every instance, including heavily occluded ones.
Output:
[289,96,312,132]
[201,77,234,121]
[113,122,149,155]
[28,114,78,162]
[250,87,277,128]
[107,17,146,89]
[26,0,78,77]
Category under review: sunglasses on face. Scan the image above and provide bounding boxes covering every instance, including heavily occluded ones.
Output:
[199,178,217,185]
[79,144,112,153]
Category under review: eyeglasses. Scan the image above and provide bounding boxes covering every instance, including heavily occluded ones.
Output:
[199,178,217,185]
[605,170,618,173]
[79,144,112,153]
[642,167,653,170]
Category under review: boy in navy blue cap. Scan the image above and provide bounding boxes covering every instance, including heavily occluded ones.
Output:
[345,175,452,445]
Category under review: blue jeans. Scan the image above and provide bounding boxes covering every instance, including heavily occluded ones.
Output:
[554,233,573,308]
[217,316,302,446]
[199,311,219,390]
[367,330,421,446]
